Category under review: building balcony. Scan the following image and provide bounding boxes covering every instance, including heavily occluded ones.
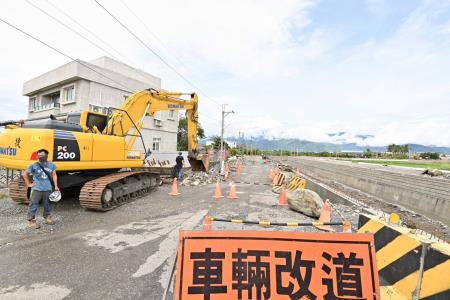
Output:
[30,102,60,112]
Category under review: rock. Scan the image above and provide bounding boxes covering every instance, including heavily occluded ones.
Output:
[422,169,443,177]
[287,189,324,218]
[431,169,443,176]
[191,180,200,186]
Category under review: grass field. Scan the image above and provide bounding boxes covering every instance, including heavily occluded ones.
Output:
[351,159,450,170]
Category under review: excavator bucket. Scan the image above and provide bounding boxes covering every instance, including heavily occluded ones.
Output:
[189,154,210,172]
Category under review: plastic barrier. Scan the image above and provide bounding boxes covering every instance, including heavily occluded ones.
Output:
[358,214,450,299]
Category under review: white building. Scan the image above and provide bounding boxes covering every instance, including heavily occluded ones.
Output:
[23,57,178,152]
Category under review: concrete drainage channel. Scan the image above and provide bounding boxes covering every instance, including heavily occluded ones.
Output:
[274,159,450,299]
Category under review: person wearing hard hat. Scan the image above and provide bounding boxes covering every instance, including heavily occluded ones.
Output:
[22,149,60,229]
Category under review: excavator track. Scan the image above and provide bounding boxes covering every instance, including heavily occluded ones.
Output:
[8,177,29,204]
[79,171,160,211]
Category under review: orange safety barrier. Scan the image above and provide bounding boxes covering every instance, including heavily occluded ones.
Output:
[202,216,212,231]
[169,178,181,196]
[314,199,334,232]
[277,183,288,206]
[227,182,239,199]
[213,181,224,199]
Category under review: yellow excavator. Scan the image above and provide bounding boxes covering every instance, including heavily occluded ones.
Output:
[0,89,208,211]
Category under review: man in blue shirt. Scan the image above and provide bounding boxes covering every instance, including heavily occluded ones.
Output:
[22,149,59,229]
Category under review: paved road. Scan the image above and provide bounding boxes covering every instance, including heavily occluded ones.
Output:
[0,157,352,299]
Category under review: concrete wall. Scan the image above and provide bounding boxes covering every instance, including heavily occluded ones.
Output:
[291,158,450,226]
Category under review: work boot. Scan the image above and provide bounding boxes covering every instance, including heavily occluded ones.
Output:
[44,216,55,225]
[28,219,40,229]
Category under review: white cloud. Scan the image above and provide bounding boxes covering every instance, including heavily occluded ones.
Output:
[0,0,449,147]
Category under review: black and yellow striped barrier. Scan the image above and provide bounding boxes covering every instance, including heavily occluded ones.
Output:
[272,175,306,194]
[358,214,450,299]
[273,172,286,186]
[287,176,306,192]
[209,216,346,227]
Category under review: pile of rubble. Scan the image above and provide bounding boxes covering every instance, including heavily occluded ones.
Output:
[181,166,220,186]
[421,169,450,179]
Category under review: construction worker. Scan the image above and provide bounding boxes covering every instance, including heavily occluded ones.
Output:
[175,152,184,180]
[22,149,59,229]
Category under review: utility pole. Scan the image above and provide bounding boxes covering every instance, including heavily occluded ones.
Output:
[220,104,234,175]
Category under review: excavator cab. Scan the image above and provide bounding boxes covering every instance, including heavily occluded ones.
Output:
[68,111,108,133]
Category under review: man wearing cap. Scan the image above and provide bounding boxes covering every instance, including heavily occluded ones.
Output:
[175,152,184,180]
[22,149,59,229]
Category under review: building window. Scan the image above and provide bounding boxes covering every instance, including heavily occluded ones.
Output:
[152,138,161,151]
[29,96,37,111]
[63,85,75,103]
[89,104,108,114]
[168,110,175,119]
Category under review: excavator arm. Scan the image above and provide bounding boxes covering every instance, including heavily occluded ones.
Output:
[104,89,198,151]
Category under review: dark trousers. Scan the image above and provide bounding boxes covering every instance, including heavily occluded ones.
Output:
[175,166,184,179]
[27,190,53,221]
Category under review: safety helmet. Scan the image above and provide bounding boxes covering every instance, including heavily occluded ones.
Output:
[49,191,62,202]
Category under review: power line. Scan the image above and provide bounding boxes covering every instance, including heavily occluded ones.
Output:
[0,17,134,93]
[24,0,121,62]
[93,0,222,107]
[118,0,190,73]
[44,0,141,69]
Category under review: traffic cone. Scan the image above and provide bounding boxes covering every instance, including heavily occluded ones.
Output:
[224,162,229,173]
[272,173,279,185]
[203,216,212,231]
[342,220,352,233]
[227,182,239,199]
[277,184,288,206]
[314,199,334,232]
[168,178,180,196]
[269,168,274,179]
[213,180,224,199]
[224,171,229,181]
[236,162,242,176]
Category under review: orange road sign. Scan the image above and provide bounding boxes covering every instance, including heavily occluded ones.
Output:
[176,230,379,300]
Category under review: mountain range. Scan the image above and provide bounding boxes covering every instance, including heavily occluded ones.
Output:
[203,137,450,154]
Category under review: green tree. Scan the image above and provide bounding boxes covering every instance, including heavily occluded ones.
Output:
[177,116,205,151]
[363,148,373,158]
[387,144,408,154]
[419,152,440,160]
[210,136,230,150]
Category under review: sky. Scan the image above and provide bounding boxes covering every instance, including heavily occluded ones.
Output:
[0,0,449,146]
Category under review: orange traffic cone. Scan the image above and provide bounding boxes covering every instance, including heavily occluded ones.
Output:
[342,220,352,233]
[227,182,239,199]
[269,168,274,179]
[236,162,242,176]
[203,216,212,231]
[168,178,180,196]
[213,180,224,199]
[277,184,288,206]
[314,199,334,232]
[224,162,229,173]
[272,173,279,185]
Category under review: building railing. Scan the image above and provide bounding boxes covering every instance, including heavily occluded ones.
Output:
[30,102,61,112]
